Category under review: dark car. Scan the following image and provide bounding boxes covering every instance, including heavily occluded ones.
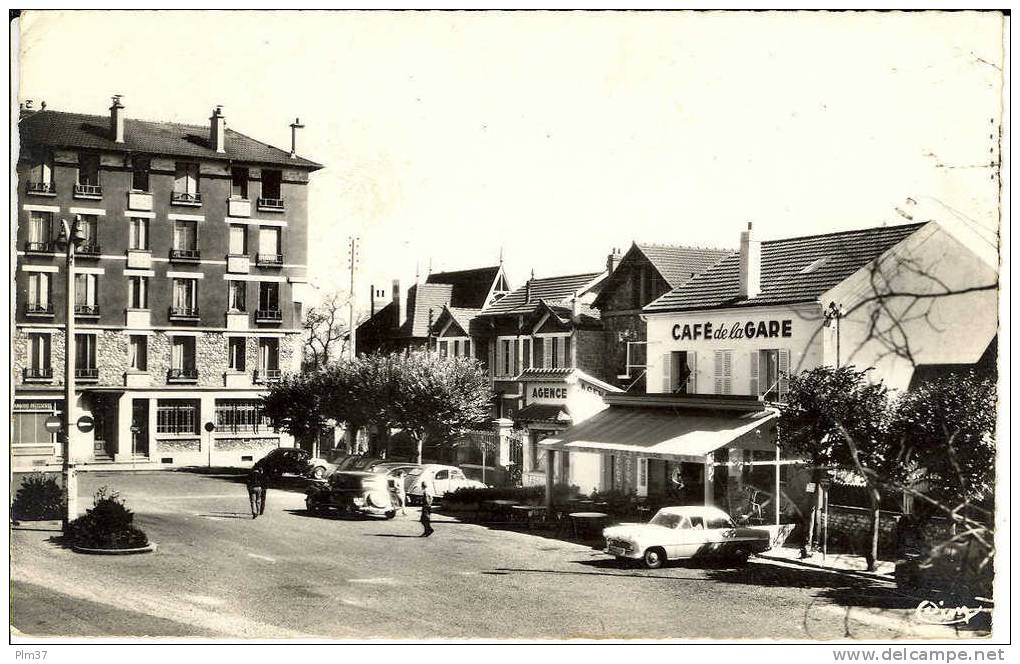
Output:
[253,448,335,479]
[305,471,397,519]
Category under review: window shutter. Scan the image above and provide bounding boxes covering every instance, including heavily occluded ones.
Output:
[544,338,553,368]
[749,350,759,397]
[662,352,673,393]
[669,352,681,392]
[778,349,790,399]
[723,350,733,395]
[714,351,723,394]
[533,338,543,368]
[563,336,571,368]
[522,338,531,369]
[686,352,697,393]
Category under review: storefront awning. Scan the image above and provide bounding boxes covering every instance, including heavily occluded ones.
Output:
[516,403,571,424]
[539,405,778,463]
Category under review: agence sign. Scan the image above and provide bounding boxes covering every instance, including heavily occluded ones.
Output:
[672,319,793,341]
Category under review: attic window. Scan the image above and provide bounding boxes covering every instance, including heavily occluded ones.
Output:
[799,257,831,274]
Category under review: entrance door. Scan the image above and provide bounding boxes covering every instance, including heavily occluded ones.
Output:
[131,399,149,458]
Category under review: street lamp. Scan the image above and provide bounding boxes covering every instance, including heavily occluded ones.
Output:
[823,301,844,367]
[55,215,86,530]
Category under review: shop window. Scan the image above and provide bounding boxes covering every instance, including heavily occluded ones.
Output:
[12,411,55,447]
[215,399,269,433]
[156,400,199,434]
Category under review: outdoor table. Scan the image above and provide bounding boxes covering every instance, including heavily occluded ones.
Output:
[510,504,548,529]
[482,499,519,523]
[568,511,609,539]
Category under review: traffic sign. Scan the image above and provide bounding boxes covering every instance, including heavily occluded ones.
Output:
[204,422,216,433]
[44,415,62,433]
[76,415,95,433]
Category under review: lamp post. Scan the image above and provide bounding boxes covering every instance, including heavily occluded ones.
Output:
[56,215,85,530]
[823,301,844,367]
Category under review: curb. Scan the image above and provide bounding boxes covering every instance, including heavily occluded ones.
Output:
[758,551,895,582]
[72,542,158,555]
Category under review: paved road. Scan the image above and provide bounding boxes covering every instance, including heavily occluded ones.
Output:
[10,470,984,640]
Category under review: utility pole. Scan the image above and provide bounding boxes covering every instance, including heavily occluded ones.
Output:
[58,216,84,530]
[347,236,359,359]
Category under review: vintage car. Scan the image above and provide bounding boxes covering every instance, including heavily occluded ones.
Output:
[253,447,335,480]
[404,464,486,504]
[305,471,398,519]
[602,505,773,568]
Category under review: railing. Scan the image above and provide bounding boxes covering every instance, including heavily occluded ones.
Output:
[254,369,282,383]
[74,183,103,197]
[76,367,99,379]
[169,306,200,319]
[257,197,285,211]
[255,308,282,322]
[167,368,199,381]
[23,367,53,380]
[169,248,201,262]
[24,241,52,253]
[171,191,202,205]
[26,303,54,315]
[214,402,269,432]
[77,242,101,256]
[255,253,284,267]
[26,182,55,195]
[74,304,100,316]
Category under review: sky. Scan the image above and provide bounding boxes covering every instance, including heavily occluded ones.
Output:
[15,10,1005,310]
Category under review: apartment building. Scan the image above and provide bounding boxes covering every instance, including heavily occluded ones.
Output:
[13,98,322,470]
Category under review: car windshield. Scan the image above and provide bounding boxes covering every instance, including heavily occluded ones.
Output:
[406,467,426,477]
[706,515,735,529]
[650,512,683,529]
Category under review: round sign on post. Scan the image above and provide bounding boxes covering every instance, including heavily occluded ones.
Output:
[44,415,63,434]
[76,415,95,434]
[204,422,216,433]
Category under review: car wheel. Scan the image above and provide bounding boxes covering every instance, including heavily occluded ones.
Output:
[311,466,326,480]
[731,547,751,566]
[642,547,666,569]
[385,511,396,520]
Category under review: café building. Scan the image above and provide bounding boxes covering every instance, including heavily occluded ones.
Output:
[540,220,998,516]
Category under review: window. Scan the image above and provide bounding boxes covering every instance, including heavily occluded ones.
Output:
[131,156,150,191]
[27,211,52,249]
[229,225,247,255]
[434,469,450,480]
[78,215,99,251]
[173,162,200,195]
[438,340,449,358]
[258,338,280,379]
[463,339,471,359]
[228,338,246,371]
[172,278,197,311]
[75,333,97,370]
[522,338,531,369]
[261,169,282,199]
[497,338,518,378]
[128,335,148,371]
[28,333,51,373]
[231,167,249,199]
[129,218,149,250]
[77,153,100,186]
[215,400,269,433]
[156,400,199,434]
[668,351,697,394]
[13,411,56,447]
[128,276,149,309]
[74,273,98,313]
[171,337,196,372]
[228,281,246,312]
[173,221,197,251]
[753,349,790,401]
[258,227,281,257]
[541,336,571,369]
[258,282,280,312]
[27,272,51,311]
[27,148,53,188]
[532,337,544,368]
[713,350,733,395]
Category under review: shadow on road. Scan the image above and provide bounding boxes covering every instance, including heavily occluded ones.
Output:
[371,534,424,538]
[197,512,251,520]
[482,567,684,581]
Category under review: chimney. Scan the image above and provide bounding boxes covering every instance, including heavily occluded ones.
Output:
[606,247,622,273]
[110,95,125,143]
[392,279,406,328]
[525,270,534,303]
[739,222,761,299]
[210,105,226,153]
[289,117,304,158]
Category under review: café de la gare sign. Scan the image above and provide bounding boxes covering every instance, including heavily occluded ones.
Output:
[671,318,794,341]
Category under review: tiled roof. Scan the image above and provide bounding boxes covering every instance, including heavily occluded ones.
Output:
[479,272,603,317]
[406,283,454,337]
[645,222,928,313]
[540,301,602,329]
[635,243,732,289]
[443,306,482,336]
[19,109,322,170]
[426,266,501,309]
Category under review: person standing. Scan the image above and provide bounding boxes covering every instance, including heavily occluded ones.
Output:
[419,480,434,537]
[392,470,408,516]
[246,466,269,519]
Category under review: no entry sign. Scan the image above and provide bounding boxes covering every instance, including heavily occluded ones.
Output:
[44,415,62,433]
[77,415,95,433]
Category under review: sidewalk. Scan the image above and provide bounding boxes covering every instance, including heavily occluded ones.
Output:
[760,546,896,580]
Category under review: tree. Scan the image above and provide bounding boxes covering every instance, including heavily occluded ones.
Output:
[260,371,332,443]
[303,291,351,370]
[779,365,893,570]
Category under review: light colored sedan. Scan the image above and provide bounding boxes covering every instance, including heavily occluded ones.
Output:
[603,505,773,569]
[405,464,486,504]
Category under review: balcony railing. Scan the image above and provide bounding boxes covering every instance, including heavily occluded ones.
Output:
[169,248,201,262]
[167,368,199,381]
[24,241,53,253]
[76,367,99,380]
[255,253,284,267]
[169,306,200,319]
[23,367,53,380]
[255,308,282,323]
[171,191,202,206]
[74,304,100,316]
[26,303,54,316]
[254,369,282,383]
[257,197,285,211]
[26,182,55,195]
[74,183,103,198]
[77,242,101,257]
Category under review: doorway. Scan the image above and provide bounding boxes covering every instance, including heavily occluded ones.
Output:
[131,399,150,458]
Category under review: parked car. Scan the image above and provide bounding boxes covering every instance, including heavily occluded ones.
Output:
[254,448,335,479]
[305,471,398,519]
[335,455,389,472]
[405,464,486,504]
[602,505,773,569]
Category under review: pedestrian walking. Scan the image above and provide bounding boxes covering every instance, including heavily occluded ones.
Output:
[419,480,434,537]
[246,466,269,519]
[392,470,408,516]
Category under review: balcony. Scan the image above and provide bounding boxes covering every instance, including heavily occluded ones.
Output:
[74,304,100,317]
[26,182,56,196]
[76,367,99,381]
[254,369,282,384]
[167,368,199,382]
[23,367,53,382]
[226,254,250,274]
[126,249,152,269]
[228,198,252,217]
[24,241,53,254]
[25,303,54,317]
[169,306,200,320]
[255,308,282,324]
[169,248,201,263]
[77,242,101,258]
[171,191,202,206]
[257,197,285,212]
[127,191,153,211]
[255,253,284,267]
[74,183,103,199]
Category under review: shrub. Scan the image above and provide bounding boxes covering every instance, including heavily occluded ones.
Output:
[11,473,64,521]
[68,487,149,550]
[444,483,579,506]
